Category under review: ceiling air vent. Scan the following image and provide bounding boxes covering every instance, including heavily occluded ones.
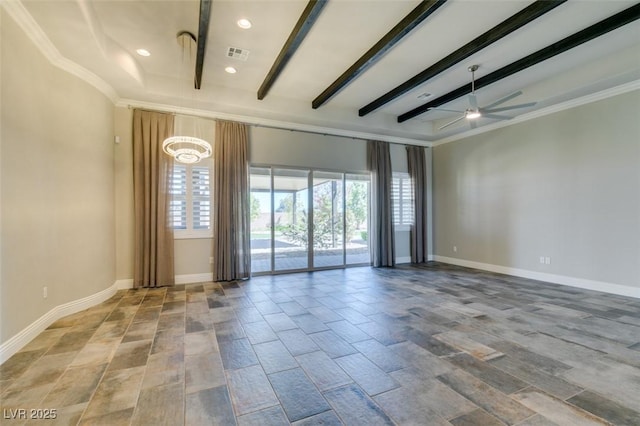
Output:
[226,47,249,61]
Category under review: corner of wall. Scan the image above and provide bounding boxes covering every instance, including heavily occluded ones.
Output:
[0,281,122,364]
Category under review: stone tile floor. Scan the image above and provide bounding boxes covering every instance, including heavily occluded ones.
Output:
[1,262,640,425]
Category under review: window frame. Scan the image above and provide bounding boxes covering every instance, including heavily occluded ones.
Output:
[170,161,213,239]
[391,171,414,231]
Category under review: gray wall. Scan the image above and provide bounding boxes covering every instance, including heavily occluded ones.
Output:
[250,127,367,172]
[1,10,116,344]
[114,107,135,281]
[433,90,640,289]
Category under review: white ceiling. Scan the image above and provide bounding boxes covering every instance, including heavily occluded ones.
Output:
[11,0,640,144]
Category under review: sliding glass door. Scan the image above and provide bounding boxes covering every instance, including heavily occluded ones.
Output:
[313,172,344,268]
[345,173,370,265]
[249,167,272,274]
[273,169,310,272]
[250,166,369,274]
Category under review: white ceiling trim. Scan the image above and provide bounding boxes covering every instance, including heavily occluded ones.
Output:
[7,0,430,147]
[116,98,433,147]
[3,0,118,103]
[431,79,640,147]
[8,0,637,149]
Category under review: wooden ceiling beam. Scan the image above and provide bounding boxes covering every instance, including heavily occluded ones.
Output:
[397,3,640,123]
[194,0,212,90]
[258,0,327,100]
[312,0,447,109]
[359,0,567,117]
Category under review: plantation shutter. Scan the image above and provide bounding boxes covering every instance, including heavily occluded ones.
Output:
[192,166,211,230]
[170,165,188,229]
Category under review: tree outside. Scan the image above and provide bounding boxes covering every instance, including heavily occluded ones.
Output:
[250,192,261,222]
[279,179,368,249]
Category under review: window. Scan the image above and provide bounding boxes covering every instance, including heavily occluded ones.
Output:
[392,172,414,228]
[169,163,212,238]
[249,166,370,274]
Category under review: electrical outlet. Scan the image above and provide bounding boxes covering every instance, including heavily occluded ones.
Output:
[540,256,545,264]
[43,286,48,299]
[545,257,551,265]
[453,246,457,253]
[209,257,214,264]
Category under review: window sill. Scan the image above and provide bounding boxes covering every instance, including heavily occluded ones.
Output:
[174,232,213,240]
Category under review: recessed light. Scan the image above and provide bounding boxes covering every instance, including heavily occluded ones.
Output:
[237,18,252,29]
[136,48,151,57]
[225,66,237,74]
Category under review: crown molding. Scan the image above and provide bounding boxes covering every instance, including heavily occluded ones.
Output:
[5,0,429,146]
[432,79,640,147]
[2,0,119,103]
[12,0,635,149]
[117,98,433,147]
[4,0,426,146]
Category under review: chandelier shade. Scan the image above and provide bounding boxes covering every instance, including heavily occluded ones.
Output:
[162,135,212,164]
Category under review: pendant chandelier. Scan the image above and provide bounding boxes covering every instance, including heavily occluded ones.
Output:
[162,135,212,164]
[162,31,212,164]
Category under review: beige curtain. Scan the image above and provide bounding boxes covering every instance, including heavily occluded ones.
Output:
[132,109,175,288]
[407,145,428,263]
[213,120,250,281]
[367,140,395,267]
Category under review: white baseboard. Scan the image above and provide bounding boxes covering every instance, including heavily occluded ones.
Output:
[0,272,212,364]
[175,273,214,284]
[115,279,133,289]
[0,282,120,364]
[116,273,213,289]
[433,255,640,299]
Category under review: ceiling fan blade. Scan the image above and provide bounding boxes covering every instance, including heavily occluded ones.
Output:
[468,93,478,109]
[483,102,537,113]
[428,107,465,113]
[482,113,512,120]
[438,114,466,130]
[482,90,523,110]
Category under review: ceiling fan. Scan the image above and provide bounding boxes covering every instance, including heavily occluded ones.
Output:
[431,65,537,130]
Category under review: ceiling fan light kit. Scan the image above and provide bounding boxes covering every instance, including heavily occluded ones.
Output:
[434,64,537,131]
[162,31,212,164]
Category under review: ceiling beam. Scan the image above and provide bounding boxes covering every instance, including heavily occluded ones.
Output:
[194,0,212,90]
[258,0,327,100]
[312,0,447,109]
[358,0,567,117]
[398,3,640,123]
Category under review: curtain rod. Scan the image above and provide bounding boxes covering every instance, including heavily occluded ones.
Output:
[129,106,176,116]
[126,105,428,147]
